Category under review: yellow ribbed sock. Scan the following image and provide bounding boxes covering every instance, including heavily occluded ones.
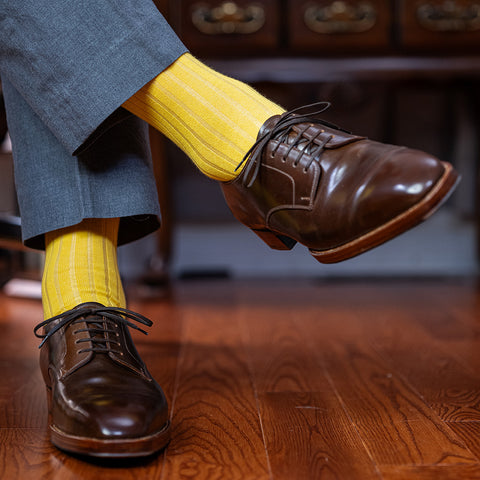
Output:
[123,53,284,181]
[42,218,126,319]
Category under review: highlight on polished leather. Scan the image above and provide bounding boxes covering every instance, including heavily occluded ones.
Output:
[221,102,460,263]
[34,303,170,458]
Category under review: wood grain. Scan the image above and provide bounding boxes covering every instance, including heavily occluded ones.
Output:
[161,294,270,480]
[2,280,480,479]
[240,303,382,479]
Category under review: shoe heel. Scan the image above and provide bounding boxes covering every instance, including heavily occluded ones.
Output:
[252,229,297,250]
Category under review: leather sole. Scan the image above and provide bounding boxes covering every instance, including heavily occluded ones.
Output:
[46,387,171,458]
[253,162,459,264]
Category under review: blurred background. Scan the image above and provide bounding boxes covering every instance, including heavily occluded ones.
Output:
[1,0,480,289]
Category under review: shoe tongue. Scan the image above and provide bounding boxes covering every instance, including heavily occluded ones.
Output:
[73,301,105,310]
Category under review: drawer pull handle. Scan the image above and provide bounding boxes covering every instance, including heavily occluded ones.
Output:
[191,1,265,35]
[304,1,377,34]
[417,1,480,32]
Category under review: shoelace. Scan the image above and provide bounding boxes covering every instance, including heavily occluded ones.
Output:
[34,304,153,352]
[235,102,347,188]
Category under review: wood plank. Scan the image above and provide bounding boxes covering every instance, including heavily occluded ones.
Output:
[259,391,382,480]
[367,309,480,423]
[322,338,476,466]
[128,299,184,403]
[161,292,270,480]
[240,299,382,480]
[295,282,480,426]
[448,423,480,461]
[0,369,46,428]
[433,288,480,377]
[0,296,46,428]
[337,283,480,425]
[4,280,480,479]
[296,301,478,469]
[380,464,480,480]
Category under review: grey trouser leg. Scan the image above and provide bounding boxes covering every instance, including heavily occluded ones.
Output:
[2,77,162,249]
[0,0,187,154]
[0,0,188,247]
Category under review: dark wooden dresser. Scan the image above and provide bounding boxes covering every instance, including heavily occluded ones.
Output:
[154,1,480,60]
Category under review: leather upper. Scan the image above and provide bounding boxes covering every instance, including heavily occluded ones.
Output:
[38,303,169,440]
[221,111,445,252]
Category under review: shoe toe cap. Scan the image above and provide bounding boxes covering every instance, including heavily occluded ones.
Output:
[52,361,169,440]
[364,147,445,217]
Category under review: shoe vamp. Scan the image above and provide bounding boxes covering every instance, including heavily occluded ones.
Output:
[52,356,168,438]
[270,140,443,250]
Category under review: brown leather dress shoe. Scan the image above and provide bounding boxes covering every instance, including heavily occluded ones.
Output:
[34,303,170,458]
[221,103,459,263]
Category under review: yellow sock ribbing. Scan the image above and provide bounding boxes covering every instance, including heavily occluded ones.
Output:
[42,218,126,319]
[123,53,284,181]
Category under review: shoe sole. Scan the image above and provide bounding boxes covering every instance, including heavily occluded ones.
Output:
[310,162,460,263]
[253,162,459,264]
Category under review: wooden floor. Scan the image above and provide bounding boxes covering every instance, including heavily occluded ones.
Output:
[2,278,480,479]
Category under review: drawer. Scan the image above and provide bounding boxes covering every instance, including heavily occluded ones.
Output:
[288,0,392,52]
[399,0,480,50]
[172,0,280,55]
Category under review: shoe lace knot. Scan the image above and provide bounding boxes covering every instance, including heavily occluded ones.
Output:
[34,304,153,354]
[236,102,347,188]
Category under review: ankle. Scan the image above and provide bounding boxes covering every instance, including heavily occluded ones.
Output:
[42,218,125,319]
